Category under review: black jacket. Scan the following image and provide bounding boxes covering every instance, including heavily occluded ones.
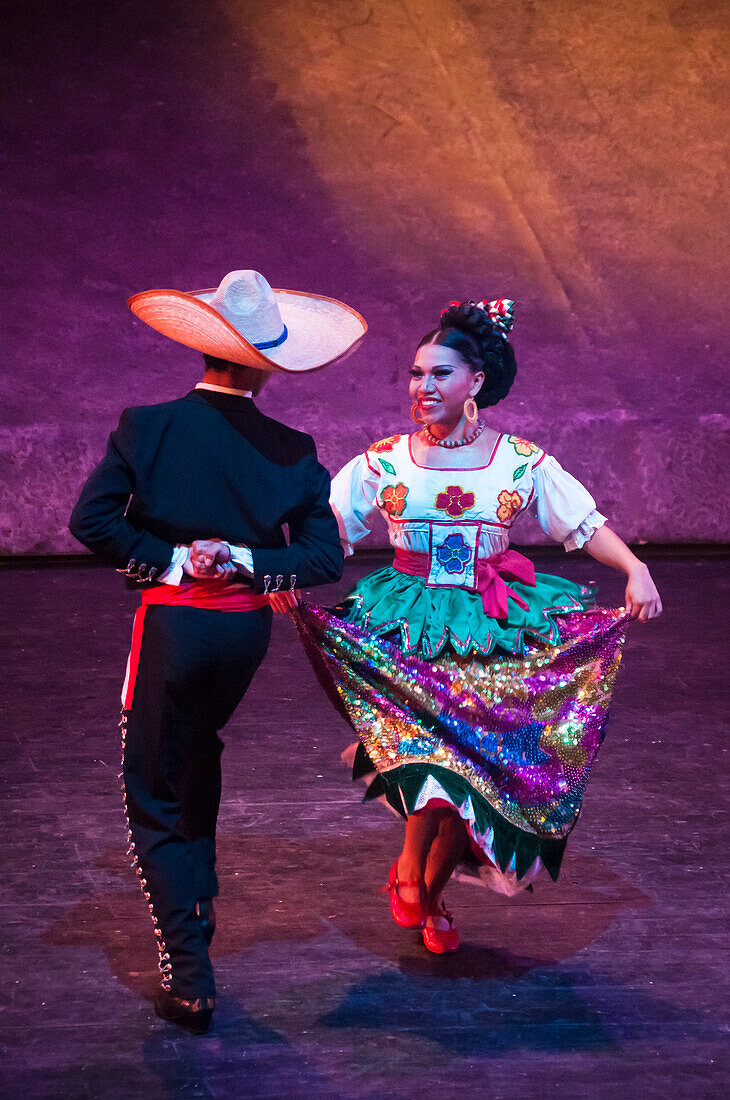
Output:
[69,388,344,593]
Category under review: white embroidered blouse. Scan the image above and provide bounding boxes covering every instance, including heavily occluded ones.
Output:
[330,432,606,571]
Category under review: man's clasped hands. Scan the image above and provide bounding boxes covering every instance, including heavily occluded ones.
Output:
[182,539,298,612]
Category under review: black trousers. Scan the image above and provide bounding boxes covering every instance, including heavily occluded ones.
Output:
[122,604,272,998]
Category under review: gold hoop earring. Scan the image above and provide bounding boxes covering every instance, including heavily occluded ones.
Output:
[464,398,479,423]
[410,402,424,425]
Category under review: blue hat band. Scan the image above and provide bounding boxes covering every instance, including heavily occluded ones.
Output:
[253,325,288,350]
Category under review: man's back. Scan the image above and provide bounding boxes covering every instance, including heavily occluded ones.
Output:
[70,387,343,589]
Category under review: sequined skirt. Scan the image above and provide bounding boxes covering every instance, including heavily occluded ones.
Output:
[293,601,628,895]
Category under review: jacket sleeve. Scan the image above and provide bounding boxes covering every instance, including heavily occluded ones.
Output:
[249,449,345,592]
[68,408,176,579]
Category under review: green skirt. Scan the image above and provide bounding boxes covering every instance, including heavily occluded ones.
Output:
[342,565,597,659]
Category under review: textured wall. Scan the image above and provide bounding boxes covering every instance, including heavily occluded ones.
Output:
[3,0,728,554]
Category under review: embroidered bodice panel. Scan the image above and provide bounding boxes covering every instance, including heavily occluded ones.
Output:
[330,432,606,560]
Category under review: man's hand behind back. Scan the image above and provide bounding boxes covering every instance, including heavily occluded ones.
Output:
[188,540,234,578]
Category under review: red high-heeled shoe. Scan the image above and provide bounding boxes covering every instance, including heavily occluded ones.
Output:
[422,901,459,953]
[381,860,426,928]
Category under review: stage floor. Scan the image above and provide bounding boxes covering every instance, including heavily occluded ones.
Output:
[2,553,728,1098]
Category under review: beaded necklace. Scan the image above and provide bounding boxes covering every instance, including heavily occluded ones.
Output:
[423,418,486,449]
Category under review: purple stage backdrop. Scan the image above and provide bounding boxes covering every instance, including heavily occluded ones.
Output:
[3,0,728,554]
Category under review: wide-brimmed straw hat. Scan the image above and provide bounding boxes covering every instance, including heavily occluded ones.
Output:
[128,270,367,372]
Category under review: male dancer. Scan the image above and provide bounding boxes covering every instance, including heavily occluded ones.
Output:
[70,270,366,1033]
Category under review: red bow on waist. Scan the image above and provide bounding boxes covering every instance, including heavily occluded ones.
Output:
[393,548,535,619]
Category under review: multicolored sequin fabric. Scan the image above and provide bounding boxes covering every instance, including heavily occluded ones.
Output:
[295,604,628,841]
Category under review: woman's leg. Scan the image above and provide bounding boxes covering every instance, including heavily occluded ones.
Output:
[396,808,450,906]
[423,811,469,927]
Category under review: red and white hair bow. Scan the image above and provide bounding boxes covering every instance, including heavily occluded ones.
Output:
[441,298,516,337]
[478,298,515,336]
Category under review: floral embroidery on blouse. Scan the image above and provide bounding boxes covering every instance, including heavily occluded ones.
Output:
[435,533,472,575]
[496,489,523,522]
[434,485,476,519]
[508,435,539,457]
[370,435,401,453]
[381,483,409,517]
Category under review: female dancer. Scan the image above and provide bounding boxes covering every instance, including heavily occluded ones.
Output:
[298,299,662,953]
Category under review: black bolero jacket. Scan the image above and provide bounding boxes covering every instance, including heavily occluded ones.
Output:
[69,388,344,593]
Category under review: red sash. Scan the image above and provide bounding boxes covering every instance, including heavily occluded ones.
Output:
[141,578,269,612]
[122,579,268,710]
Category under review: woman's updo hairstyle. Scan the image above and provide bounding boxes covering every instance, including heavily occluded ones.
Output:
[417,300,517,408]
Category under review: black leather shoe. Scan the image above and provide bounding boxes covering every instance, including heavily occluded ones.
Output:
[154,992,215,1035]
[195,899,216,946]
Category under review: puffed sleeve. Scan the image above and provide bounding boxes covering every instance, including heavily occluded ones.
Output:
[330,453,381,556]
[532,453,607,551]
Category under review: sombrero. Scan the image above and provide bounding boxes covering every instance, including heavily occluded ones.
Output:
[128,269,367,372]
